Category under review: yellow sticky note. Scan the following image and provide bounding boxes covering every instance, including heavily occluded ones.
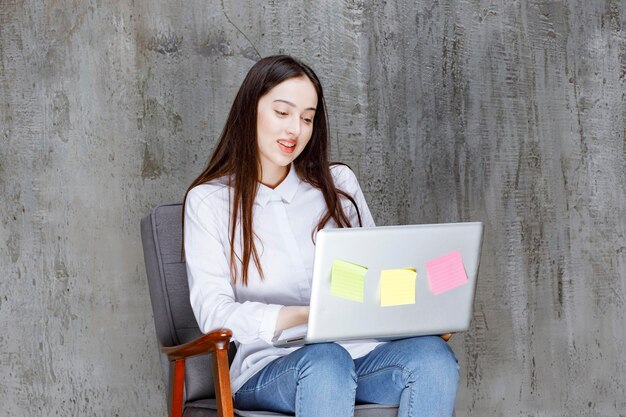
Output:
[380,269,417,307]
[331,260,367,302]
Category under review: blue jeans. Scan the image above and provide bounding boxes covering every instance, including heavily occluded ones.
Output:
[234,336,459,417]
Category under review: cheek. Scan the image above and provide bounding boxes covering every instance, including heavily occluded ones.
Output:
[258,111,281,137]
[304,124,314,141]
[298,128,314,151]
[256,112,270,136]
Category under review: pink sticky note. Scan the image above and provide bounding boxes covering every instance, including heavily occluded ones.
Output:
[426,250,468,295]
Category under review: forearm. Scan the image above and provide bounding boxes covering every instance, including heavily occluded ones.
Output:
[275,306,309,333]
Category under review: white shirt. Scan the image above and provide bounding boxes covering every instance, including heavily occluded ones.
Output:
[184,164,382,394]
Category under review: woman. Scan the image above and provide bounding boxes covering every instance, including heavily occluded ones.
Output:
[183,55,459,417]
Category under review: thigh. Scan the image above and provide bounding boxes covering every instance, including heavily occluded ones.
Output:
[234,342,356,414]
[234,348,306,414]
[353,336,458,405]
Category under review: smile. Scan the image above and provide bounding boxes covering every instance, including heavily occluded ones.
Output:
[277,139,296,154]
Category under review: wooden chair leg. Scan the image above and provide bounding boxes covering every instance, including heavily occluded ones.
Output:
[170,359,186,417]
[211,349,234,417]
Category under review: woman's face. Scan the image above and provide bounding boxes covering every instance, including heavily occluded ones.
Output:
[256,76,318,186]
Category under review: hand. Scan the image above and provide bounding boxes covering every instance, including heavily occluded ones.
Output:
[275,306,309,333]
[297,306,309,323]
[440,333,452,342]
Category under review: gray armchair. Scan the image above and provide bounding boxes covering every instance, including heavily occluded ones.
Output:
[140,203,399,417]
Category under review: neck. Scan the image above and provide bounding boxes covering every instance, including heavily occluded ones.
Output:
[260,164,289,189]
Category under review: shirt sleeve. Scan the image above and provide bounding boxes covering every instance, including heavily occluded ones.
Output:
[184,187,283,345]
[331,164,376,228]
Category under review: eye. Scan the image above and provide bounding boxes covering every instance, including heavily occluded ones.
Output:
[302,116,313,124]
[274,110,288,117]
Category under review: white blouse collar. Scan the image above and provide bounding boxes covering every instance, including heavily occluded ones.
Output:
[256,165,301,207]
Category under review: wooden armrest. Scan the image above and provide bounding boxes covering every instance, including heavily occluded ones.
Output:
[161,328,232,360]
[162,329,234,417]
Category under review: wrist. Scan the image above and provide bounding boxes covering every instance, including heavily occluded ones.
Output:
[300,306,309,322]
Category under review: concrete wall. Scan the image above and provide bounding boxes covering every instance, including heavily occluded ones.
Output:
[1,0,624,416]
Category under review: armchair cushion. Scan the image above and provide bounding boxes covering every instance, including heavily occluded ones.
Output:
[183,399,399,417]
[142,204,220,402]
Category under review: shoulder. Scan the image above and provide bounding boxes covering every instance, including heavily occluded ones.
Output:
[185,177,231,216]
[330,163,359,192]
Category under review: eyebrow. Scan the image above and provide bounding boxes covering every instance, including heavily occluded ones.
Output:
[273,99,316,111]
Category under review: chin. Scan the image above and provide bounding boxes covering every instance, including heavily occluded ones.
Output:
[274,155,296,167]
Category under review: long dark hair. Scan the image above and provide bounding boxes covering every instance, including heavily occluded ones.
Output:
[182,55,361,285]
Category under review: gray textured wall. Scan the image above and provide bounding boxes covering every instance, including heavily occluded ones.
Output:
[1,0,625,416]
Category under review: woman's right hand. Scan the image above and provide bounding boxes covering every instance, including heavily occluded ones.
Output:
[275,306,309,333]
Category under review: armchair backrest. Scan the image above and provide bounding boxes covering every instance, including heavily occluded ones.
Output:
[140,203,234,403]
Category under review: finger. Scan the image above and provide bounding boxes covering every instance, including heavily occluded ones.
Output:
[440,333,452,342]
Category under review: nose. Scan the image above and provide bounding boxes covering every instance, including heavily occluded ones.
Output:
[286,115,301,137]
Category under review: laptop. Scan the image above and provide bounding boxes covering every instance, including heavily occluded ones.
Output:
[273,222,484,347]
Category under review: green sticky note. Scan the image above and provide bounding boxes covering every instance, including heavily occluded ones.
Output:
[380,268,417,307]
[331,259,367,302]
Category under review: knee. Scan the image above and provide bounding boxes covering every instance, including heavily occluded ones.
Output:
[296,343,356,382]
[403,336,459,388]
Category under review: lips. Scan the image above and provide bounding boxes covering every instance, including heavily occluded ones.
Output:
[277,139,296,154]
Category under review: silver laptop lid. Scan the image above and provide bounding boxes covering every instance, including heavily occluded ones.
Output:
[306,222,483,343]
